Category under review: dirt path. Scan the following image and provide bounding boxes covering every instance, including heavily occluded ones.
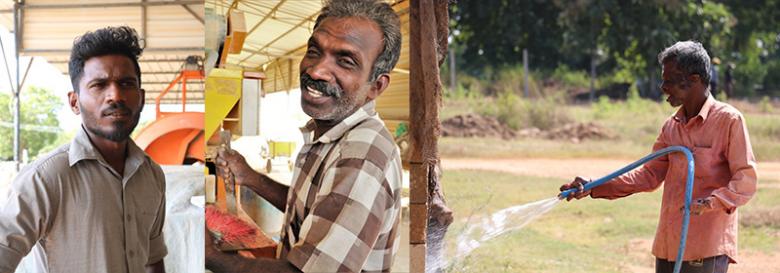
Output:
[441,158,780,186]
[442,157,780,272]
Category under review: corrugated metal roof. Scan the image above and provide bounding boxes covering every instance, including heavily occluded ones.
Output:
[205,0,320,70]
[0,0,205,104]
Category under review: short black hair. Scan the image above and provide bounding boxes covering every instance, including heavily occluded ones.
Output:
[69,26,144,92]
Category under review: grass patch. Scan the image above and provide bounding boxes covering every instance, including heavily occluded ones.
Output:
[442,169,780,272]
[442,96,780,161]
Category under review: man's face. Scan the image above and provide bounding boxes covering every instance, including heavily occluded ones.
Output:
[661,60,695,107]
[299,17,385,121]
[70,54,144,142]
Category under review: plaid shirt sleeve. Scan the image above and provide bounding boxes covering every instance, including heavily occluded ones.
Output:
[286,129,399,273]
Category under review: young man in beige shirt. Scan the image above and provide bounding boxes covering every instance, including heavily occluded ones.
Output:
[0,26,167,273]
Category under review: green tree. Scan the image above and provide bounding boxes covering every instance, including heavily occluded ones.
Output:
[450,0,566,73]
[0,86,62,161]
[450,0,780,97]
[557,0,734,83]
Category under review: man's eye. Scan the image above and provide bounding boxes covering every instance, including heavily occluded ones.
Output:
[339,58,355,67]
[306,48,320,56]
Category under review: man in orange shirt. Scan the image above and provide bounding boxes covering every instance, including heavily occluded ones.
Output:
[560,41,757,273]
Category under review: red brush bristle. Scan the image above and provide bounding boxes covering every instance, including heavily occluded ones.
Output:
[205,206,257,244]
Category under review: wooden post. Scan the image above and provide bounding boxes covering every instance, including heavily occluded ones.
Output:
[409,0,451,272]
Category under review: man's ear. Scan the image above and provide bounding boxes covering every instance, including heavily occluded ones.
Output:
[688,74,703,85]
[367,73,391,101]
[68,91,80,115]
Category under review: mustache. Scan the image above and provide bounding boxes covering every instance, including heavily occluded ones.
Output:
[300,73,342,98]
[100,102,132,116]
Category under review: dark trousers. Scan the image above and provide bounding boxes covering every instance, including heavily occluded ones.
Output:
[656,255,730,273]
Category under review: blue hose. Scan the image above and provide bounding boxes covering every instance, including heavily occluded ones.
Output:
[558,146,694,273]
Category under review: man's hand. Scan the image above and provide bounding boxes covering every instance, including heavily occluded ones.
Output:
[145,260,165,273]
[205,226,234,270]
[429,195,453,226]
[559,176,591,201]
[688,197,724,215]
[205,227,219,262]
[215,149,259,188]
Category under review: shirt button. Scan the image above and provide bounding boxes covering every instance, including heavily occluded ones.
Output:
[129,250,135,257]
[126,215,132,222]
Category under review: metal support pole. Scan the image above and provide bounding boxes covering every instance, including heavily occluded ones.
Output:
[141,0,147,40]
[13,1,21,169]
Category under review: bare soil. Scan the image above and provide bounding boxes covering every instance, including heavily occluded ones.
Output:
[440,113,616,142]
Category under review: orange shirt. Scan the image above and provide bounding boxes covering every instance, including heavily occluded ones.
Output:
[590,95,757,263]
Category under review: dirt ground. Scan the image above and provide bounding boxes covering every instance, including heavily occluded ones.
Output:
[441,158,780,188]
[440,113,615,142]
[442,158,780,273]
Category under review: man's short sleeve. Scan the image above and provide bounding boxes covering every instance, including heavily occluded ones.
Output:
[146,164,167,265]
[0,168,58,273]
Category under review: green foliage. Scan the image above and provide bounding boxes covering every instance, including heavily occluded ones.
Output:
[474,88,572,131]
[716,91,729,101]
[592,95,615,119]
[550,65,589,88]
[733,33,772,97]
[764,60,780,94]
[0,87,63,161]
[759,96,774,113]
[450,0,565,73]
[476,89,519,129]
[444,96,780,161]
[451,0,780,97]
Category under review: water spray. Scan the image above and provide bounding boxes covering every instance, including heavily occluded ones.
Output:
[559,145,694,273]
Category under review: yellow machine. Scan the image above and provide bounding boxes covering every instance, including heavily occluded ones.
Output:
[262,141,295,173]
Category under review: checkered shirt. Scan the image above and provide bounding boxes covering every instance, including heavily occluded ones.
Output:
[278,101,403,273]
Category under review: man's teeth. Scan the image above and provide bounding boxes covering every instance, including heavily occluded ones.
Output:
[307,86,324,98]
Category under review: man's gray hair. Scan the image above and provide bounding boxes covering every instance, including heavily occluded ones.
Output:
[315,0,402,81]
[657,41,711,85]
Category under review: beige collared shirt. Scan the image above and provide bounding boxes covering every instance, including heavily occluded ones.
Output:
[0,126,167,273]
[278,101,403,272]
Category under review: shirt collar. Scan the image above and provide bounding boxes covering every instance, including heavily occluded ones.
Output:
[300,100,377,144]
[673,94,716,123]
[68,125,147,178]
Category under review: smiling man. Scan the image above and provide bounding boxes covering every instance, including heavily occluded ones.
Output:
[207,0,403,272]
[560,41,757,273]
[0,26,166,273]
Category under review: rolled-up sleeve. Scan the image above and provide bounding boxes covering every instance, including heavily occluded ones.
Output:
[591,124,670,199]
[711,113,757,213]
[146,166,168,265]
[0,169,58,273]
[287,157,392,273]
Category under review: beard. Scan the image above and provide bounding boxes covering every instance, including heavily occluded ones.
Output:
[80,101,141,142]
[299,72,364,121]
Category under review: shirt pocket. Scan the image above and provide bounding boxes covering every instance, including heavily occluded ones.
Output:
[693,147,715,179]
[133,191,164,235]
